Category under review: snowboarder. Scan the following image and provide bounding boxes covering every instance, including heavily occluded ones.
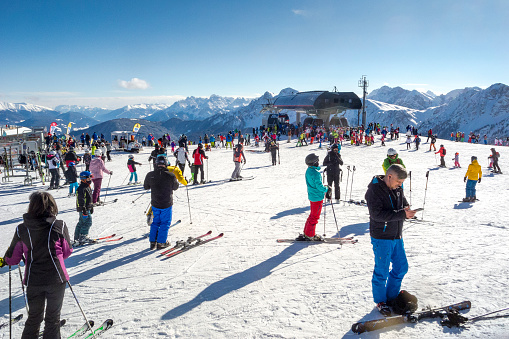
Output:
[323,144,343,203]
[192,143,208,184]
[143,154,180,249]
[382,148,406,174]
[298,153,329,241]
[2,191,73,339]
[490,148,502,174]
[127,154,142,184]
[74,171,95,243]
[230,143,246,181]
[364,164,417,316]
[463,156,482,202]
[436,145,447,167]
[89,150,113,205]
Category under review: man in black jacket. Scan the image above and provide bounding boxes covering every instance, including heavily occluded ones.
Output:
[323,144,343,202]
[364,164,417,316]
[144,154,179,249]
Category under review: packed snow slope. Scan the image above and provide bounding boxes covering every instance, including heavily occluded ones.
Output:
[0,137,508,338]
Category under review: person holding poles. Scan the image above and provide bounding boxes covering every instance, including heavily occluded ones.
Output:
[230,143,246,181]
[323,144,343,203]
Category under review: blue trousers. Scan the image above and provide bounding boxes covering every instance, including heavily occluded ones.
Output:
[371,238,408,303]
[150,206,173,243]
[74,211,92,240]
[69,182,79,194]
[129,172,138,182]
[466,179,477,198]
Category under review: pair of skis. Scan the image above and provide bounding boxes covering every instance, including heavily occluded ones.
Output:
[161,231,224,259]
[276,236,358,245]
[73,234,123,247]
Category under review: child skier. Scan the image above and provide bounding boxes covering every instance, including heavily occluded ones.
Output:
[74,171,95,244]
[127,154,142,185]
[453,152,461,168]
[297,153,329,241]
[65,162,79,197]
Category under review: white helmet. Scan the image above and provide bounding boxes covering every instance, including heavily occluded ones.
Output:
[50,150,56,155]
[95,149,102,156]
[387,148,397,156]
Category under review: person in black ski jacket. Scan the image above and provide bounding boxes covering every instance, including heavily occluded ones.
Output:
[144,154,179,249]
[364,164,417,316]
[74,171,94,243]
[323,144,343,202]
[148,144,161,167]
[269,141,279,166]
[2,191,73,339]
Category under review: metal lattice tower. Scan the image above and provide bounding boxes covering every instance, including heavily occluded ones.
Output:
[358,75,369,126]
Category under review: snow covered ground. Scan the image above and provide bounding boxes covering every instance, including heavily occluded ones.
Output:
[1,135,508,338]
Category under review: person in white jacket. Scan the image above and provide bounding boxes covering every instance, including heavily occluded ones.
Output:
[174,146,191,176]
[47,151,61,189]
[89,150,112,205]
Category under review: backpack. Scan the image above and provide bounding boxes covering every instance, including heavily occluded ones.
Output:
[443,148,446,155]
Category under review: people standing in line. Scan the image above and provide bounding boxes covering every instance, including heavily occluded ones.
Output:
[230,143,246,181]
[463,156,482,202]
[490,148,502,174]
[323,144,343,203]
[436,145,447,168]
[382,148,406,174]
[89,150,112,205]
[127,154,142,185]
[364,164,417,316]
[2,191,73,339]
[144,154,180,249]
[192,144,208,184]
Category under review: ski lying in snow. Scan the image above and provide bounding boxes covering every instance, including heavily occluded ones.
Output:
[0,314,23,330]
[351,300,471,334]
[164,233,224,259]
[94,198,118,207]
[66,320,94,338]
[83,319,113,338]
[73,234,123,247]
[38,319,66,338]
[159,230,213,256]
[277,238,358,244]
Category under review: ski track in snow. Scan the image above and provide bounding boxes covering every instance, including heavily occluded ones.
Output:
[1,136,508,338]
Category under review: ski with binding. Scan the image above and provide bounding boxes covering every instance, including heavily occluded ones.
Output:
[83,319,113,338]
[66,320,94,338]
[159,230,213,256]
[0,314,23,330]
[163,233,224,259]
[276,238,358,244]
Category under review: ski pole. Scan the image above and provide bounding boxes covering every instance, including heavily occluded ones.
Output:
[102,174,112,204]
[422,171,430,219]
[329,197,340,234]
[121,173,129,185]
[9,265,12,339]
[349,166,356,202]
[67,281,96,339]
[132,189,148,204]
[186,183,192,224]
[18,266,29,314]
[278,144,280,165]
[409,171,412,207]
[322,170,327,236]
[144,200,151,214]
[344,166,350,205]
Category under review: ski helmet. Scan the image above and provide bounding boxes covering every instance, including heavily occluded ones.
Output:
[387,148,397,156]
[95,149,102,156]
[331,144,339,150]
[128,154,134,159]
[305,153,319,166]
[198,143,203,149]
[68,162,75,167]
[471,156,477,162]
[440,145,444,148]
[155,154,167,167]
[79,171,92,180]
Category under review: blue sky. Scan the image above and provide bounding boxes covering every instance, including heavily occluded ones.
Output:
[1,0,507,108]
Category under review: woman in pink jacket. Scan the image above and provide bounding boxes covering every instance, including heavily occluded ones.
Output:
[89,149,113,204]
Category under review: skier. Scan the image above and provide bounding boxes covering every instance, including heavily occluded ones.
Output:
[365,164,417,316]
[89,150,113,205]
[414,135,421,150]
[83,149,92,171]
[2,191,72,339]
[297,153,329,241]
[47,150,61,190]
[490,148,502,173]
[148,144,160,167]
[405,135,412,150]
[323,144,343,203]
[74,171,95,243]
[230,143,246,181]
[127,154,142,185]
[463,156,482,202]
[453,152,461,168]
[192,144,208,184]
[174,145,191,176]
[382,148,406,174]
[143,154,179,249]
[269,141,279,166]
[436,145,447,167]
[429,135,437,151]
[65,162,79,197]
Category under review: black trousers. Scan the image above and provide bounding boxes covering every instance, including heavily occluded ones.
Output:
[193,164,204,183]
[49,169,60,188]
[22,282,66,339]
[327,172,341,200]
[271,150,277,165]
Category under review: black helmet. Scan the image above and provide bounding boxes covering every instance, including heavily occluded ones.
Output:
[440,145,444,147]
[155,154,167,167]
[331,143,339,150]
[198,143,203,149]
[305,153,319,166]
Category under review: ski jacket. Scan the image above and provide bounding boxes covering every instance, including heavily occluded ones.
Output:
[465,160,482,180]
[4,215,73,286]
[193,148,207,165]
[76,182,93,214]
[382,156,405,174]
[127,159,142,173]
[148,149,159,164]
[144,167,179,209]
[305,166,328,202]
[83,153,92,165]
[89,157,111,179]
[47,154,60,170]
[64,151,78,162]
[65,166,78,184]
[174,147,189,164]
[233,146,245,163]
[322,151,343,176]
[436,147,446,157]
[365,175,408,240]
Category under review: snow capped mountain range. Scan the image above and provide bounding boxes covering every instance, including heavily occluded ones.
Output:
[1,83,508,140]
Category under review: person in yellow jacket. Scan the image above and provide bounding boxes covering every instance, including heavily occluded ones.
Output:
[463,156,482,202]
[146,165,188,225]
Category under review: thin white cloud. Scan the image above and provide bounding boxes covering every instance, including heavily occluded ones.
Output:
[292,9,307,16]
[118,78,150,90]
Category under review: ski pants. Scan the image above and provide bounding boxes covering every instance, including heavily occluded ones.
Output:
[92,178,103,203]
[271,150,277,165]
[150,205,173,243]
[22,282,66,339]
[129,171,138,182]
[74,211,93,240]
[493,160,501,173]
[69,182,78,194]
[440,156,445,167]
[193,164,204,183]
[466,179,477,198]
[371,237,408,304]
[303,200,323,237]
[327,171,341,200]
[177,162,185,175]
[231,162,242,179]
[49,168,60,188]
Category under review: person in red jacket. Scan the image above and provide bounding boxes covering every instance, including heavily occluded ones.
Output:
[436,145,447,167]
[192,143,208,185]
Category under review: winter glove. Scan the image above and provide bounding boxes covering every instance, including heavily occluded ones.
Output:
[0,257,5,268]
[464,177,467,182]
[109,171,113,175]
[478,178,481,183]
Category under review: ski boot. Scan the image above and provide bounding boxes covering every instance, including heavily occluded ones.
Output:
[78,235,96,245]
[156,241,171,249]
[376,302,392,317]
[150,242,156,250]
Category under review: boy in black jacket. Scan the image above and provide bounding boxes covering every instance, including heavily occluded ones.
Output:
[65,162,79,197]
[74,171,95,244]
